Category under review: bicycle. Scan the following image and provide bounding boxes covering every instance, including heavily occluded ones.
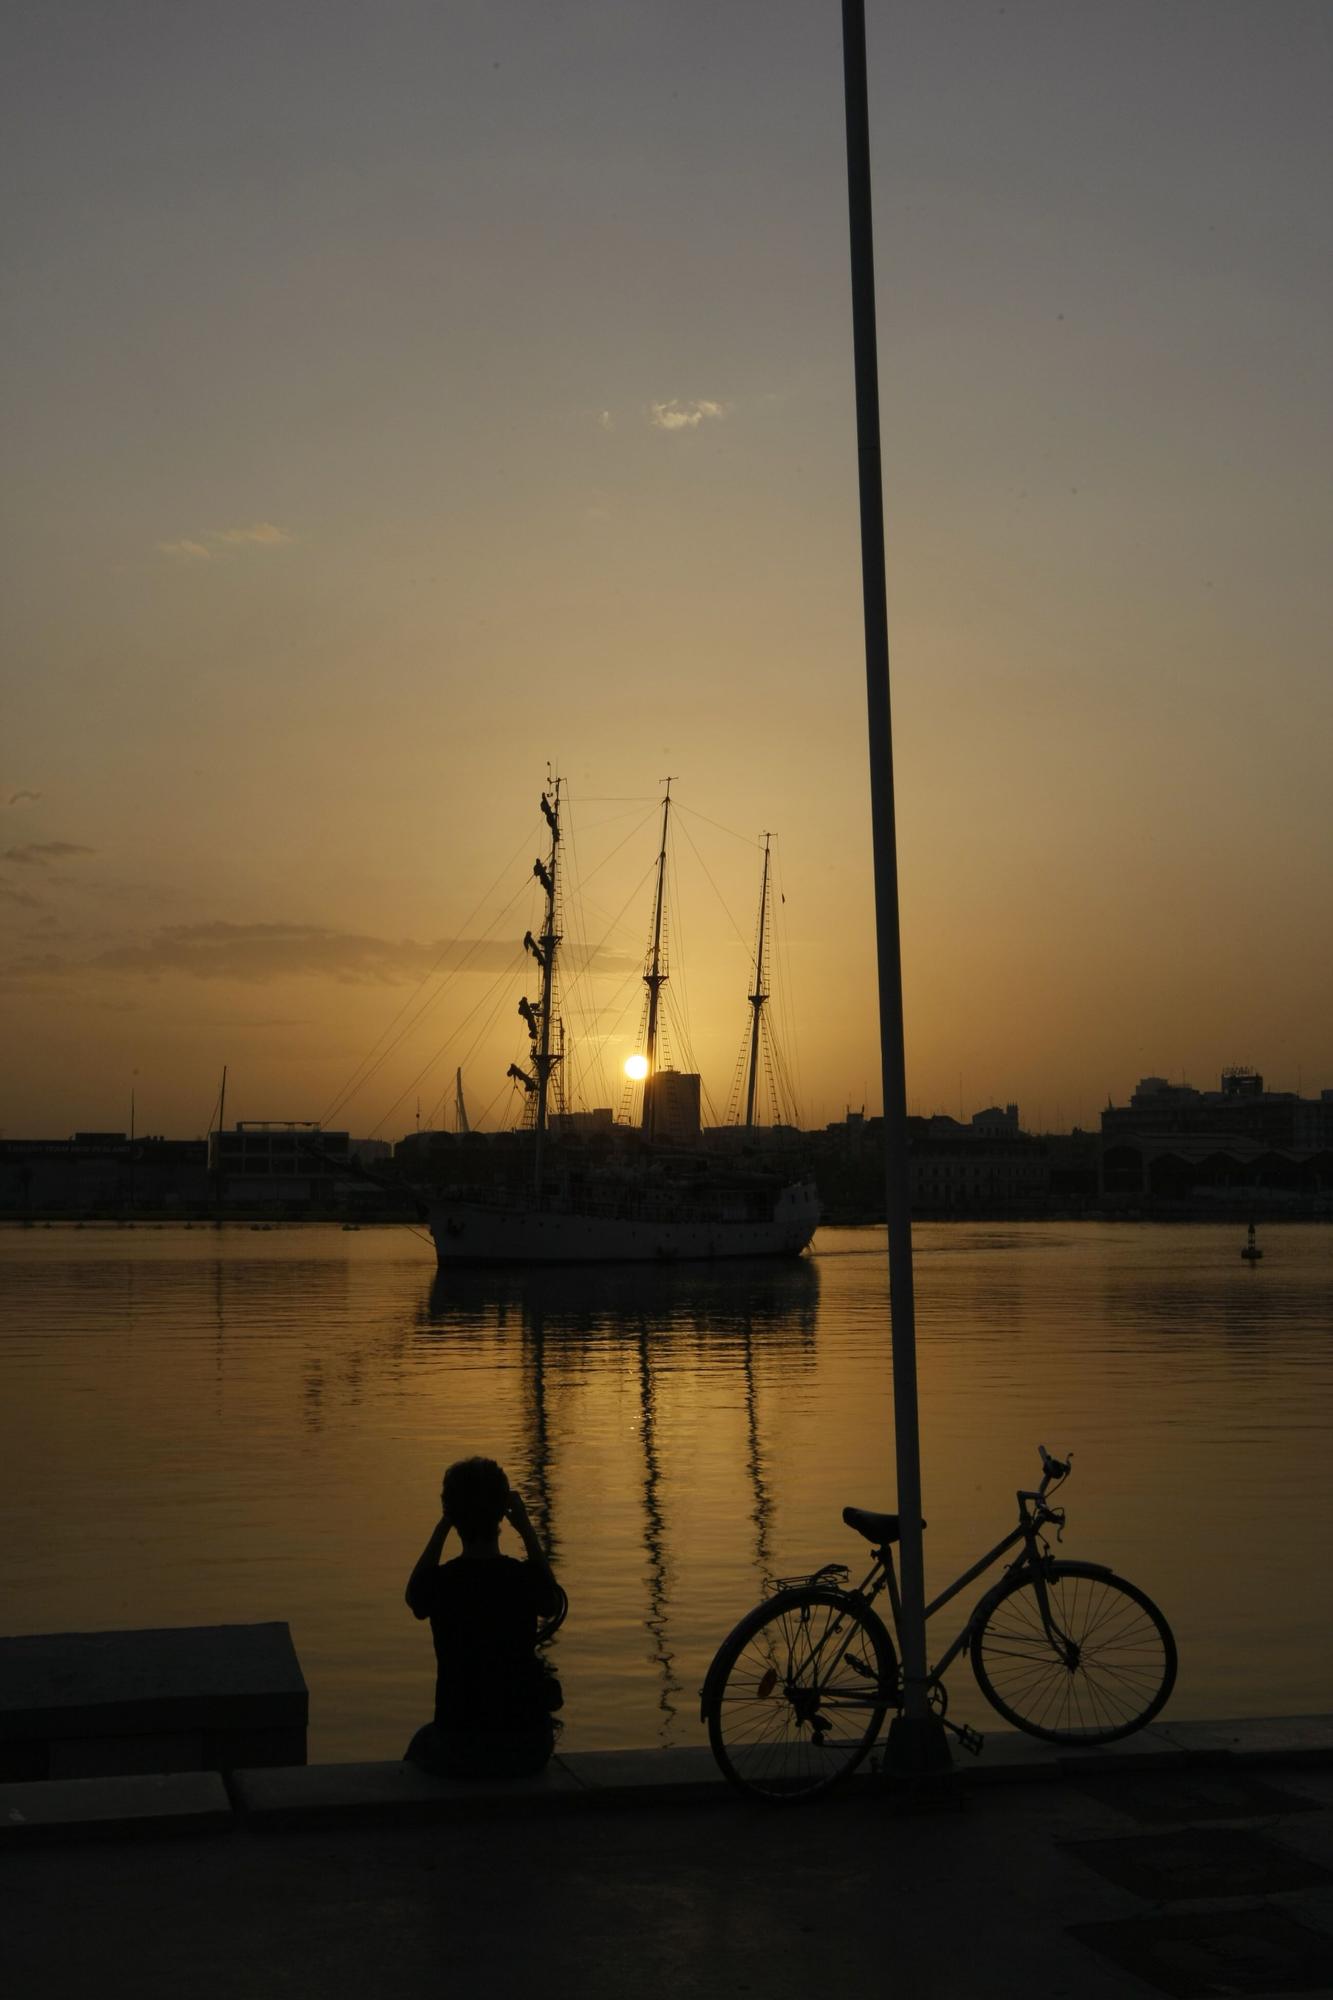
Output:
[700,1446,1177,1802]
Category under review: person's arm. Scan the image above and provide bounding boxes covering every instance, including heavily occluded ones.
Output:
[405,1513,451,1619]
[505,1491,561,1619]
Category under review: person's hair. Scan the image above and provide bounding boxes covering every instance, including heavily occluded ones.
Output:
[443,1456,510,1543]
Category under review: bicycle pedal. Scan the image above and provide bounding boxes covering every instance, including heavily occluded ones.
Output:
[945,1721,985,1757]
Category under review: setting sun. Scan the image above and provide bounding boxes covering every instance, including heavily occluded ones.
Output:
[623,1054,650,1082]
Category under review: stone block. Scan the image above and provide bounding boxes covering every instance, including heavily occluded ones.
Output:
[0,1741,47,1782]
[0,1622,308,1777]
[48,1731,206,1779]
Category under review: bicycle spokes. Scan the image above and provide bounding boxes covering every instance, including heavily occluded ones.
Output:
[705,1586,896,1800]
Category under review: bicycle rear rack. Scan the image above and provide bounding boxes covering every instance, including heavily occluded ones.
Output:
[769,1563,851,1591]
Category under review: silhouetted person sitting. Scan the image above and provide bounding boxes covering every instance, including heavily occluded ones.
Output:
[404,1455,563,1780]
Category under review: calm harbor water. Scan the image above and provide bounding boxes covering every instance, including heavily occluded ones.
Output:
[3,1221,1331,1762]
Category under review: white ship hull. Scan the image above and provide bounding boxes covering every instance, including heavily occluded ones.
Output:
[429,1180,820,1267]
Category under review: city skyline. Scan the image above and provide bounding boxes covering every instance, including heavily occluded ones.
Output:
[5,1048,1329,1146]
[4,2,1331,1139]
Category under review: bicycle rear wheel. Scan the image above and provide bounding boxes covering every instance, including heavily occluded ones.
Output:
[703,1586,896,1802]
[970,1561,1176,1746]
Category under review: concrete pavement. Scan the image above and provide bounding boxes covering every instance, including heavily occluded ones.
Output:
[3,1721,1333,1998]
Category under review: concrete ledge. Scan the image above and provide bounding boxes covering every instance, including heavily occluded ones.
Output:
[0,1771,232,1847]
[964,1716,1333,1784]
[232,1757,584,1829]
[557,1745,725,1800]
[9,1716,1330,1842]
[1155,1715,1333,1766]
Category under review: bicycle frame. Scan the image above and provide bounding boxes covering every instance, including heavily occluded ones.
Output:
[831,1484,1072,1701]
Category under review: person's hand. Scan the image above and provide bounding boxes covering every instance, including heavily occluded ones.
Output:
[505,1490,531,1530]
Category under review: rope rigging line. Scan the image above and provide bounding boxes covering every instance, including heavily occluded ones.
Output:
[367,940,528,1139]
[674,800,769,850]
[553,804,660,1117]
[555,788,623,1116]
[326,872,534,1130]
[769,837,805,1126]
[674,813,753,954]
[422,933,537,1128]
[320,821,542,1127]
[568,804,660,898]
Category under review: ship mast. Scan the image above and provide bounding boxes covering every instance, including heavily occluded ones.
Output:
[640,778,673,1136]
[743,833,771,1129]
[510,779,562,1190]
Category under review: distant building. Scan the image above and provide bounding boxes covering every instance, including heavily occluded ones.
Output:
[969,1103,1021,1135]
[1101,1071,1333,1203]
[905,1112,1049,1213]
[550,1107,615,1135]
[208,1122,350,1206]
[0,1134,209,1214]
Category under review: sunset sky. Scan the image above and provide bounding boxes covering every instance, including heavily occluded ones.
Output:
[3,0,1330,1140]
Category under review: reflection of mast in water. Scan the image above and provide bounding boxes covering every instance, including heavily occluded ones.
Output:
[520,1307,558,1565]
[636,1323,680,1738]
[741,1318,776,1584]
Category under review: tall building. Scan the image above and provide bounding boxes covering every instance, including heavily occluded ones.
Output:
[645,1070,701,1144]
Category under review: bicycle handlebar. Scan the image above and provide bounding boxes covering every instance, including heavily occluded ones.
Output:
[1038,1443,1071,1483]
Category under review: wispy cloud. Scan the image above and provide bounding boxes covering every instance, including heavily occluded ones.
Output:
[596,409,614,431]
[6,790,42,808]
[157,521,295,561]
[89,922,481,985]
[648,398,728,432]
[211,521,293,547]
[0,882,44,909]
[1,920,635,988]
[2,841,95,867]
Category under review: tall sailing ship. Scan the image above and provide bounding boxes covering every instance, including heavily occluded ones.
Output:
[428,782,820,1268]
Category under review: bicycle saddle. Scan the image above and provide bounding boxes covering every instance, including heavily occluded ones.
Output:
[842,1506,925,1545]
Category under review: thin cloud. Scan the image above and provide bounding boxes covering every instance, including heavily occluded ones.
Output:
[2,920,634,988]
[596,410,614,431]
[156,521,295,560]
[2,841,95,867]
[0,882,43,909]
[91,923,490,985]
[6,790,42,807]
[649,398,728,432]
[210,521,293,547]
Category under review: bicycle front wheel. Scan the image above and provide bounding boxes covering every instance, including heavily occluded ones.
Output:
[971,1561,1176,1746]
[704,1586,896,1802]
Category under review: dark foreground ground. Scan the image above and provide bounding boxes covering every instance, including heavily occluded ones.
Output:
[5,1757,1333,2000]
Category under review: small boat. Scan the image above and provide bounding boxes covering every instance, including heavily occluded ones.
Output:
[428,781,819,1268]
[1241,1221,1262,1263]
